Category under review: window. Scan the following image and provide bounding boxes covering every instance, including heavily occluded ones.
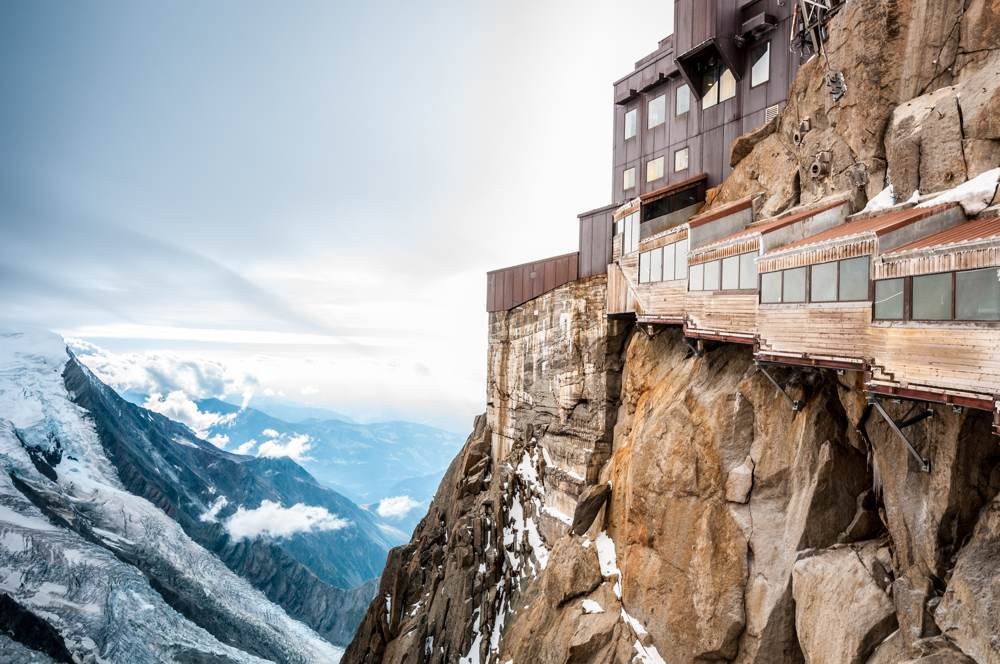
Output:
[956,267,1000,320]
[701,63,735,110]
[874,278,905,320]
[648,94,666,128]
[624,109,637,140]
[676,239,688,277]
[722,255,740,290]
[639,251,651,283]
[811,262,837,302]
[719,68,736,102]
[650,247,663,283]
[783,267,807,303]
[674,147,689,172]
[662,243,676,281]
[623,167,636,191]
[623,212,640,254]
[704,260,721,291]
[751,41,770,87]
[675,84,690,116]
[739,252,757,289]
[646,156,665,182]
[689,263,704,291]
[761,272,782,303]
[913,273,952,320]
[838,256,870,301]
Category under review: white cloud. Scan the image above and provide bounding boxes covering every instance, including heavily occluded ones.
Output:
[257,433,312,462]
[235,439,257,455]
[261,428,279,438]
[376,495,422,519]
[224,500,350,541]
[200,496,229,523]
[208,434,229,448]
[143,390,236,437]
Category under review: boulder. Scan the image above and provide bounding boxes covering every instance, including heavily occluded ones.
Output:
[571,482,610,536]
[542,538,603,607]
[792,543,897,664]
[725,456,755,504]
[731,115,779,168]
[902,637,978,663]
[885,87,967,197]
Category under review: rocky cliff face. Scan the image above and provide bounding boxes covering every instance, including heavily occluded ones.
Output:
[345,2,1000,662]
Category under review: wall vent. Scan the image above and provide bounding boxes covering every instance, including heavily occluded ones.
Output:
[765,103,781,123]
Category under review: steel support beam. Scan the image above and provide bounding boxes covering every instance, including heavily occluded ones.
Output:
[756,363,802,411]
[870,398,931,473]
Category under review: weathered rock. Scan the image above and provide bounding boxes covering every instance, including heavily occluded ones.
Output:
[570,482,610,536]
[725,455,755,504]
[935,495,1000,664]
[542,538,603,607]
[903,637,979,663]
[867,630,907,664]
[792,543,897,664]
[731,114,779,168]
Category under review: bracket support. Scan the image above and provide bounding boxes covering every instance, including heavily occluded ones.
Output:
[756,363,803,411]
[869,398,931,473]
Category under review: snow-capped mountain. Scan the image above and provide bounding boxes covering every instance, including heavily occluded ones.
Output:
[0,327,398,662]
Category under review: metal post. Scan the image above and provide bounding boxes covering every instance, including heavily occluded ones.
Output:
[756,363,803,411]
[870,399,931,473]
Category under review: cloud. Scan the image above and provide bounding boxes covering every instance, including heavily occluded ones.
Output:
[208,434,229,448]
[375,495,422,519]
[261,428,279,438]
[143,390,237,437]
[199,496,229,523]
[224,500,350,541]
[257,433,313,462]
[235,439,257,455]
[300,385,319,396]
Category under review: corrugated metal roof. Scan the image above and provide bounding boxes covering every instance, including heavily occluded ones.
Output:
[774,203,959,253]
[886,214,1000,254]
[693,198,850,252]
[687,197,753,228]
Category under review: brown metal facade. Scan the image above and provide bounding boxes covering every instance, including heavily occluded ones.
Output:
[578,204,618,279]
[486,252,580,313]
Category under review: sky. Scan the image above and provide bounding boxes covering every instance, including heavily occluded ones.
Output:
[0,0,673,432]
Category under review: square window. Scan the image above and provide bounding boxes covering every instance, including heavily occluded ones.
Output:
[956,267,1000,320]
[722,255,740,290]
[662,243,676,281]
[782,267,806,303]
[810,262,837,302]
[648,94,666,128]
[838,256,870,301]
[751,42,770,87]
[761,271,782,303]
[674,147,689,172]
[646,156,665,182]
[675,84,690,116]
[623,167,636,191]
[704,260,721,291]
[689,263,704,291]
[624,109,637,140]
[874,278,905,320]
[913,273,953,320]
[719,67,736,102]
[739,252,757,289]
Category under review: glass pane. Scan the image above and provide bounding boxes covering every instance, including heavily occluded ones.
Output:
[810,262,837,302]
[689,263,704,291]
[648,95,666,128]
[913,273,953,320]
[783,267,806,303]
[674,147,689,172]
[701,69,719,109]
[719,68,736,102]
[623,168,635,191]
[624,109,637,140]
[839,256,870,301]
[739,252,757,289]
[646,156,664,182]
[662,243,675,281]
[639,252,651,283]
[874,279,904,320]
[676,84,690,115]
[675,239,688,278]
[704,260,721,291]
[722,255,740,290]
[751,42,770,87]
[957,267,1000,320]
[650,248,663,282]
[761,272,782,303]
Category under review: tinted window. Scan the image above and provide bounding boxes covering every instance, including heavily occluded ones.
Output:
[810,262,837,302]
[783,267,807,302]
[722,255,740,290]
[761,272,782,303]
[674,147,689,172]
[704,260,721,291]
[739,252,757,289]
[913,273,952,320]
[956,267,1000,320]
[751,42,770,87]
[648,95,666,128]
[646,157,664,182]
[650,248,663,283]
[839,256,870,301]
[675,84,690,115]
[874,278,904,320]
[689,263,704,291]
[701,69,719,109]
[662,243,676,281]
[624,109,637,140]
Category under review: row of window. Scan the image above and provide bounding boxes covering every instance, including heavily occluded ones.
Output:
[623,147,690,190]
[689,252,758,291]
[622,42,771,141]
[618,211,641,255]
[637,239,690,284]
[761,257,870,304]
[874,267,1000,321]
